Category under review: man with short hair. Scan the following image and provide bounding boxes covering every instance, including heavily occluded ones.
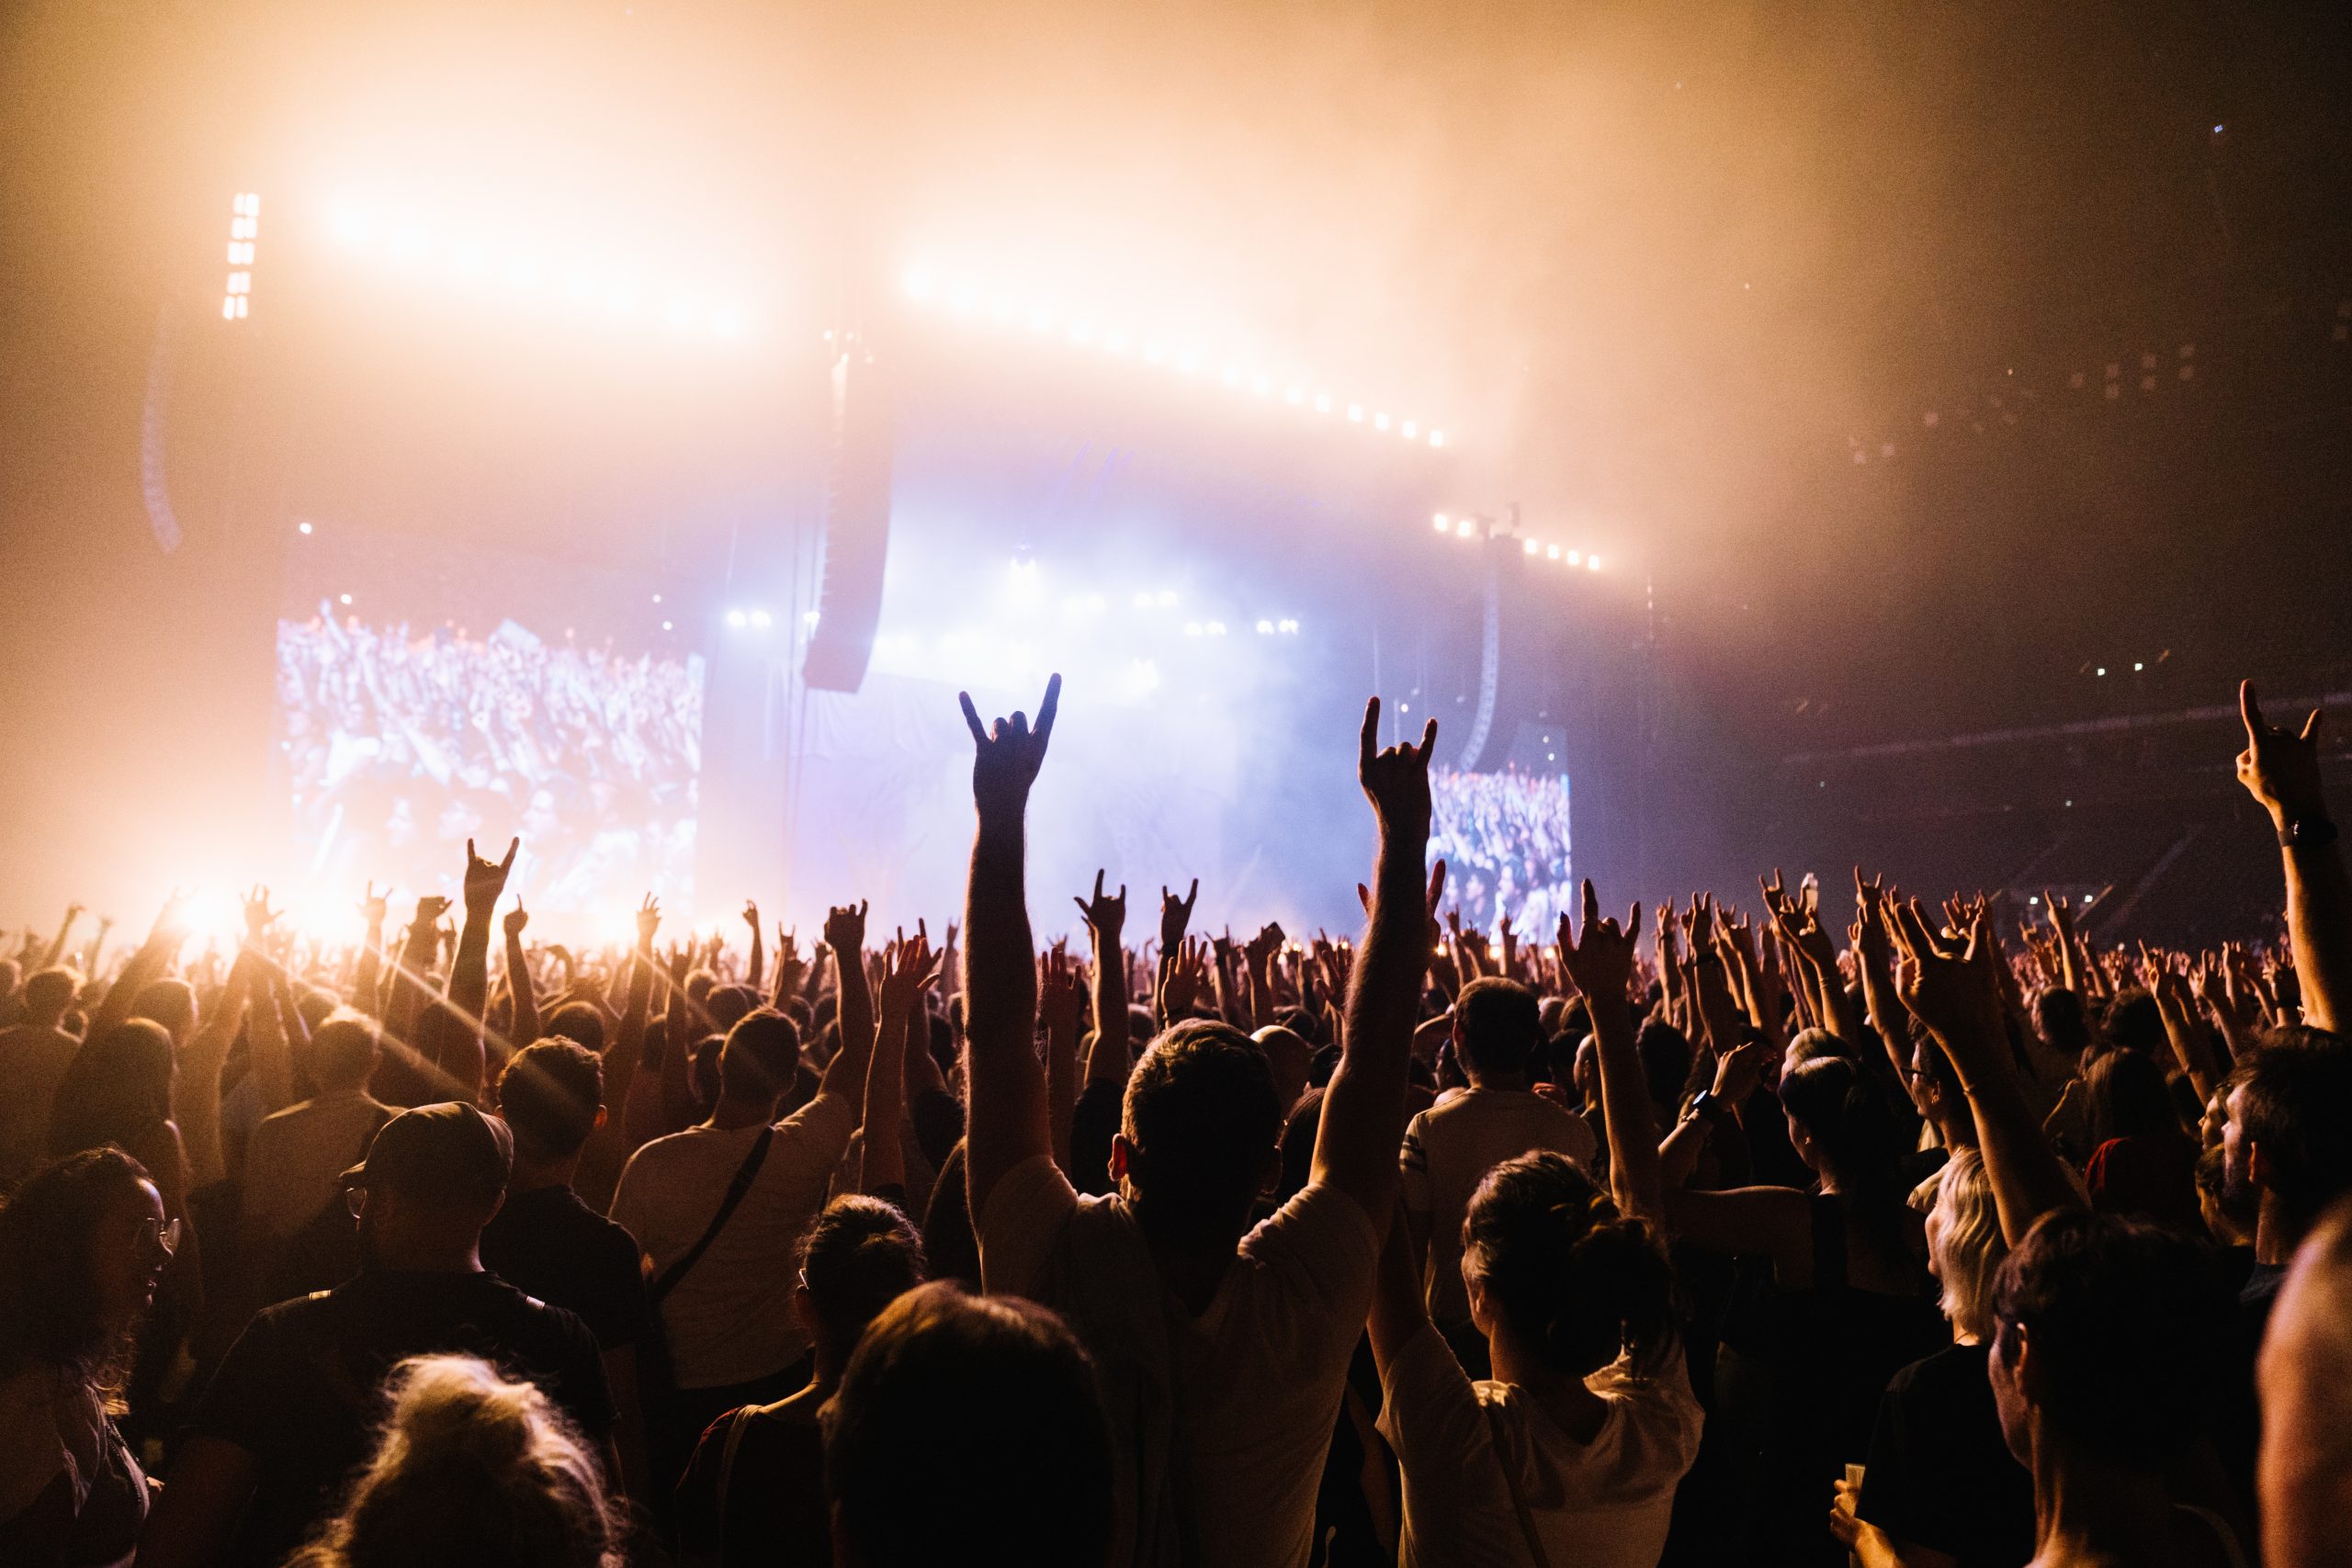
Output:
[608,920,876,1464]
[483,1037,655,1498]
[141,1101,612,1568]
[1400,975,1597,1366]
[239,1011,390,1256]
[0,965,84,1182]
[964,678,1437,1568]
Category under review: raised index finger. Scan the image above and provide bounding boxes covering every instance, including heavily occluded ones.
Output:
[1359,697,1381,772]
[1033,672,1062,745]
[958,691,988,746]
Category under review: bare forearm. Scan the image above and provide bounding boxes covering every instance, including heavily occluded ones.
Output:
[964,807,1050,1207]
[505,936,540,1047]
[863,1008,909,1191]
[1085,930,1130,1087]
[2283,844,2352,1031]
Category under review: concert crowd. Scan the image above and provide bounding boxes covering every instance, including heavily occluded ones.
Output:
[1,674,2347,1568]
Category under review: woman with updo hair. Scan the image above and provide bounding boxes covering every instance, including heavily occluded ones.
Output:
[1369,1151,1702,1567]
[674,1193,926,1568]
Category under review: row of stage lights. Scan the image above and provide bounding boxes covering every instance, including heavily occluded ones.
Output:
[1432,513,1602,572]
[901,265,1448,449]
[322,202,753,342]
[222,193,261,320]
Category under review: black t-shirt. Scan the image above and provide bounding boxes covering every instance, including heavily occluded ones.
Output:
[189,1268,613,1568]
[673,1391,831,1568]
[481,1182,654,1351]
[1858,1341,2035,1568]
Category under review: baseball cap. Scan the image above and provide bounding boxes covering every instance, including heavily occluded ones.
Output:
[340,1101,514,1210]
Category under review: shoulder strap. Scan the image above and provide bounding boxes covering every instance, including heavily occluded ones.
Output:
[714,1405,754,1562]
[650,1128,775,1305]
[1482,1397,1555,1568]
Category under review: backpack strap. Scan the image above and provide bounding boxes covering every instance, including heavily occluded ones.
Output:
[650,1128,774,1305]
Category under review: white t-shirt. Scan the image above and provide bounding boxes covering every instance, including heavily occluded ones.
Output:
[979,1155,1381,1568]
[608,1092,855,1389]
[1400,1088,1599,1324]
[1377,1325,1702,1568]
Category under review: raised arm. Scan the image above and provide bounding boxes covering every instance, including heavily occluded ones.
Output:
[41,903,83,971]
[1040,946,1084,1172]
[87,897,187,1045]
[448,838,516,1092]
[1559,881,1662,1222]
[959,676,1061,1217]
[743,901,764,991]
[816,901,876,1110]
[380,897,449,1047]
[2239,680,2349,1031]
[1893,903,2079,1245]
[180,948,256,1190]
[1310,699,1437,1222]
[353,883,389,1018]
[1073,872,1131,1089]
[863,935,941,1194]
[503,900,539,1049]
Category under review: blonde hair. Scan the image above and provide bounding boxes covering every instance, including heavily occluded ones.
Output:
[289,1354,623,1568]
[1928,1148,2007,1341]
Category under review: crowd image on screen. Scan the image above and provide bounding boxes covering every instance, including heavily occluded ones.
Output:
[4,668,2352,1568]
[1429,765,1574,936]
[276,609,704,918]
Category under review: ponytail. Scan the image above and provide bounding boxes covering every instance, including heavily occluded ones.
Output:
[1464,1152,1679,1379]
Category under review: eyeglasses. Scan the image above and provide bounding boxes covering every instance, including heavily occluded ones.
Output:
[344,1184,368,1220]
[136,1217,183,1258]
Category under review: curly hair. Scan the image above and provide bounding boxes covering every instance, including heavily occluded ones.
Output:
[0,1147,156,1393]
[288,1354,624,1568]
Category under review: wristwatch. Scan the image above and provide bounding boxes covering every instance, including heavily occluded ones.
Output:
[2280,817,2340,852]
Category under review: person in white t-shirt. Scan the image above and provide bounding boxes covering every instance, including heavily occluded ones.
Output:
[609,908,876,1461]
[960,677,1442,1568]
[1372,884,1702,1568]
[1402,976,1598,1371]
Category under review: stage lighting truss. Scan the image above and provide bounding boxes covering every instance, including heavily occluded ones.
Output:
[1431,512,1601,573]
[319,198,753,345]
[222,193,261,320]
[899,264,1448,450]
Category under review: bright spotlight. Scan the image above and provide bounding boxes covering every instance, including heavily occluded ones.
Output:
[338,592,354,605]
[752,609,776,628]
[1221,364,1242,386]
[1402,421,1419,438]
[662,620,673,631]
[1374,412,1392,431]
[725,609,749,629]
[298,521,313,536]
[1104,330,1129,354]
[1586,556,1601,571]
[330,208,372,248]
[1314,393,1332,412]
[1156,590,1177,607]
[1347,404,1364,423]
[903,266,935,300]
[1256,619,1275,635]
[1547,545,1562,560]
[1428,430,1446,447]
[798,610,818,627]
[1284,386,1304,405]
[1133,592,1154,609]
[1069,319,1093,344]
[1183,621,1204,637]
[1432,513,1450,532]
[1278,618,1299,634]
[1523,538,1540,555]
[1205,621,1227,637]
[1455,520,1475,538]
